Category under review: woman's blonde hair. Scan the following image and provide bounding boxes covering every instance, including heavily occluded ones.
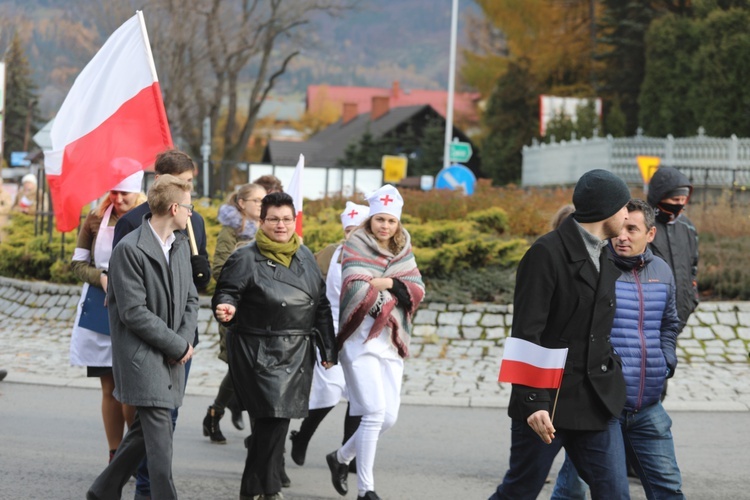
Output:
[364,216,406,255]
[96,191,147,218]
[550,204,575,230]
[226,183,263,210]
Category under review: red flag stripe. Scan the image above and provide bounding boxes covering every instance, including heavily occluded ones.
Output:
[498,359,565,389]
[46,83,171,232]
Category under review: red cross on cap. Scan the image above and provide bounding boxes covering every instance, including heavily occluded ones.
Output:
[380,194,394,205]
[347,209,358,219]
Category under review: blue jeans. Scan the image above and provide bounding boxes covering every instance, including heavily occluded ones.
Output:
[135,359,192,498]
[551,402,684,500]
[550,453,589,500]
[622,402,684,500]
[489,417,629,500]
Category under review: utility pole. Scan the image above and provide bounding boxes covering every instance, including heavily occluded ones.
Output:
[443,0,459,170]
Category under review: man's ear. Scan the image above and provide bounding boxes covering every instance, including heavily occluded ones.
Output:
[646,226,656,243]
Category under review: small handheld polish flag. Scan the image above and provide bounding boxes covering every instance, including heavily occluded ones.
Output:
[498,337,568,389]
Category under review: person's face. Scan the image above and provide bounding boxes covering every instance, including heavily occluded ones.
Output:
[611,210,655,257]
[261,205,296,243]
[344,225,357,240]
[238,187,266,221]
[173,190,192,230]
[109,190,140,216]
[602,205,629,240]
[661,195,688,206]
[22,181,35,194]
[370,213,399,245]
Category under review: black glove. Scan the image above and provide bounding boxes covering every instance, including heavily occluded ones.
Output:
[191,254,211,290]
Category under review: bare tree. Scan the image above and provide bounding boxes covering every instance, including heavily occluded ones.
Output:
[147,0,354,162]
[87,0,354,165]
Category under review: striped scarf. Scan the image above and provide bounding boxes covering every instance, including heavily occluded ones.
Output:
[338,228,425,358]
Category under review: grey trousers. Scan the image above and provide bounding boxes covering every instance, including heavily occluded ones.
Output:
[88,406,177,500]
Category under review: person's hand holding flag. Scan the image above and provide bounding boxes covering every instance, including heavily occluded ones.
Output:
[498,337,568,444]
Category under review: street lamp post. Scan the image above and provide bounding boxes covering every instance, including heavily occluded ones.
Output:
[443,0,459,170]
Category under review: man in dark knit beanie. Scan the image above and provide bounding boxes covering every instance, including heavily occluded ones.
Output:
[490,169,631,500]
[573,169,632,223]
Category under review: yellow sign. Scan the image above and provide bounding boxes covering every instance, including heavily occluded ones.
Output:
[636,156,661,184]
[381,155,408,183]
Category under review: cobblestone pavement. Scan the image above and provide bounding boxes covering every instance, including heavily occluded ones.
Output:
[2,312,749,412]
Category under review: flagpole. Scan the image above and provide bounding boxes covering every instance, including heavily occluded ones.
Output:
[136,10,173,150]
[136,11,159,83]
[550,378,563,423]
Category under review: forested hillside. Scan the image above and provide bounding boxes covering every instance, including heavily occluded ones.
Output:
[0,0,476,120]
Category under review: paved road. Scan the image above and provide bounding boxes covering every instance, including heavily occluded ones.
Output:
[1,382,749,500]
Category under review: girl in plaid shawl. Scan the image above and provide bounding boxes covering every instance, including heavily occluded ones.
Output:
[326,185,424,500]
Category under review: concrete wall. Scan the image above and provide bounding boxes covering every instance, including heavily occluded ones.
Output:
[2,276,748,366]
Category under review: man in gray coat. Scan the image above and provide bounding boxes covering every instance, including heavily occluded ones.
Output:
[87,175,199,500]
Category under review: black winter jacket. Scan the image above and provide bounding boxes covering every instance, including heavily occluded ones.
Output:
[647,168,699,331]
[212,242,336,419]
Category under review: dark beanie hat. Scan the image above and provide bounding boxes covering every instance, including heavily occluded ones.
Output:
[572,169,630,223]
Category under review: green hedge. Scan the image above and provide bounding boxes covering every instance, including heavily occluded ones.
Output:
[0,200,527,303]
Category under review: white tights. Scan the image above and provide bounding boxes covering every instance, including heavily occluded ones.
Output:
[338,353,403,495]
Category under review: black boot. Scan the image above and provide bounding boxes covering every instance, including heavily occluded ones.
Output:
[358,491,381,500]
[202,405,227,444]
[290,406,334,466]
[227,394,245,430]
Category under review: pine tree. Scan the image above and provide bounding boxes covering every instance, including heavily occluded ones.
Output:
[481,59,538,185]
[2,32,40,165]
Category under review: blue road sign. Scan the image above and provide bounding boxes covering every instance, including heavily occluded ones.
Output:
[435,164,477,195]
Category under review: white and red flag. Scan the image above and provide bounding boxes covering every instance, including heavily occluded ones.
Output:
[287,154,304,237]
[498,337,568,389]
[45,11,172,232]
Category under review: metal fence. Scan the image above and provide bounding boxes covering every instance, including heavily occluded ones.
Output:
[523,128,750,195]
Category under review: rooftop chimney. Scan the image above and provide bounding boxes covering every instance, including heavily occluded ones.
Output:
[371,96,390,121]
[391,81,400,100]
[342,102,358,124]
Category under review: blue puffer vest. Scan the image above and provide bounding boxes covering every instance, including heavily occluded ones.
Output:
[609,245,680,412]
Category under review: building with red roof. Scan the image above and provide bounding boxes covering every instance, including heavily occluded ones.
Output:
[306,81,481,130]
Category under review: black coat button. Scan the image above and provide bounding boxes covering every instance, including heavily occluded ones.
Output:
[601,364,608,372]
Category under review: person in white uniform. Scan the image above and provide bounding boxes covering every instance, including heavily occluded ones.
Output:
[290,202,369,470]
[326,185,425,500]
[69,166,145,462]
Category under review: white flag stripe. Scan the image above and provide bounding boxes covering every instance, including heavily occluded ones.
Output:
[48,14,154,174]
[502,337,568,369]
[287,154,304,213]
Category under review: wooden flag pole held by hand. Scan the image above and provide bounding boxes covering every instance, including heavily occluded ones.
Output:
[186,217,199,255]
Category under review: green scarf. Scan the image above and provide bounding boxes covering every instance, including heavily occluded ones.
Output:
[255,229,301,267]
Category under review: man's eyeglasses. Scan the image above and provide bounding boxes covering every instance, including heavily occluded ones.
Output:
[264,216,295,225]
[176,203,194,213]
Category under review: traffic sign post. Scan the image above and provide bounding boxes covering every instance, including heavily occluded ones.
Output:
[636,155,661,194]
[435,164,477,195]
[449,141,473,164]
[381,155,408,184]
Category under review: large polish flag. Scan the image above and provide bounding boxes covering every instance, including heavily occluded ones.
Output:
[45,11,172,232]
[287,154,304,237]
[498,337,568,389]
